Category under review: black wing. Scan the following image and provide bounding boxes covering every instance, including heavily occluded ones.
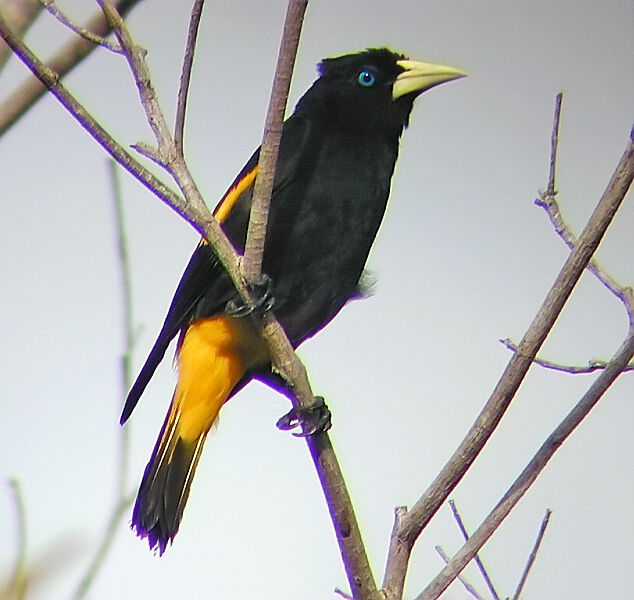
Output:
[120,242,227,424]
[120,114,313,424]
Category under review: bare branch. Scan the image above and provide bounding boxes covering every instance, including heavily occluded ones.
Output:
[229,1,378,595]
[0,0,42,71]
[434,546,486,600]
[536,96,634,315]
[512,509,552,600]
[535,189,634,313]
[417,327,634,600]
[500,338,634,374]
[241,0,307,282]
[174,0,205,155]
[70,161,135,600]
[5,479,28,600]
[547,92,563,196]
[109,159,133,499]
[70,494,133,599]
[40,0,122,52]
[93,1,245,299]
[383,122,634,600]
[0,0,140,137]
[97,1,174,156]
[130,141,166,166]
[1,8,378,599]
[500,95,634,375]
[449,500,500,600]
[0,13,194,216]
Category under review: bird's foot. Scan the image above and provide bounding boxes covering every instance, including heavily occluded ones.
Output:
[225,273,274,317]
[276,397,332,437]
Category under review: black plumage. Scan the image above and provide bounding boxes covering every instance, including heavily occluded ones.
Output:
[123,48,465,553]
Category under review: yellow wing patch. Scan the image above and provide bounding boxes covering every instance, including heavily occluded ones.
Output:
[213,166,258,224]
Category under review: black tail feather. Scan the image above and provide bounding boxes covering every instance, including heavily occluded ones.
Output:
[131,409,206,554]
[120,337,169,425]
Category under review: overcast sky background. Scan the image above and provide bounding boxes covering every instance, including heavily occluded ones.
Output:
[1,1,632,599]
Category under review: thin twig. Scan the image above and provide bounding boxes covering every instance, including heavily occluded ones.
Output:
[6,479,28,600]
[435,546,486,600]
[236,2,378,596]
[174,0,205,155]
[0,8,379,599]
[448,500,500,600]
[110,159,133,498]
[383,121,634,600]
[547,93,563,196]
[536,95,634,315]
[500,338,634,373]
[0,0,140,137]
[94,1,247,295]
[70,161,135,600]
[0,14,199,228]
[535,189,634,313]
[39,0,122,52]
[70,495,133,600]
[512,509,552,600]
[97,1,173,157]
[0,0,42,71]
[417,327,634,600]
[241,0,306,281]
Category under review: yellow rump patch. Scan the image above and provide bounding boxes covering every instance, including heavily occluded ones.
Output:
[213,166,258,224]
[173,315,269,441]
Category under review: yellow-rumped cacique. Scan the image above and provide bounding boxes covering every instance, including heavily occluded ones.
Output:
[121,47,465,554]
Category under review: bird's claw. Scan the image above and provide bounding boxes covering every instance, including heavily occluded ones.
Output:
[225,273,275,317]
[276,397,332,437]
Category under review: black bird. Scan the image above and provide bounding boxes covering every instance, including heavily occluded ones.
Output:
[122,48,465,553]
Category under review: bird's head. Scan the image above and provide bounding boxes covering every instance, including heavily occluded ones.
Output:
[295,47,466,135]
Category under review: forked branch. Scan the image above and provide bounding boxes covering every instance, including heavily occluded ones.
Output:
[502,95,633,370]
[0,3,378,598]
[0,0,141,136]
[40,0,122,52]
[383,114,634,599]
[417,326,634,599]
[511,509,552,600]
[0,0,42,71]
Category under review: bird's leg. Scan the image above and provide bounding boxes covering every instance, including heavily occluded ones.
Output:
[225,273,275,317]
[276,396,332,437]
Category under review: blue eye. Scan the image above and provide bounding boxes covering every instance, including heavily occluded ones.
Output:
[357,69,376,87]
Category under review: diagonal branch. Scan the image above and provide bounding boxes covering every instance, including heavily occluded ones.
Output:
[499,338,634,374]
[546,92,563,196]
[6,479,28,600]
[40,0,122,52]
[503,96,633,372]
[0,0,140,137]
[383,124,634,600]
[231,1,379,596]
[416,326,634,600]
[0,7,252,322]
[434,546,486,600]
[0,0,42,71]
[448,500,499,600]
[512,509,552,600]
[0,6,379,599]
[174,0,205,155]
[69,161,136,600]
[241,0,305,281]
[535,95,634,315]
[537,186,633,312]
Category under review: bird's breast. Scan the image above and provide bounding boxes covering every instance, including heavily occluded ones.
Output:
[263,134,399,342]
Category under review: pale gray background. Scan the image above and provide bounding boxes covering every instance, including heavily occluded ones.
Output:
[1,1,632,598]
